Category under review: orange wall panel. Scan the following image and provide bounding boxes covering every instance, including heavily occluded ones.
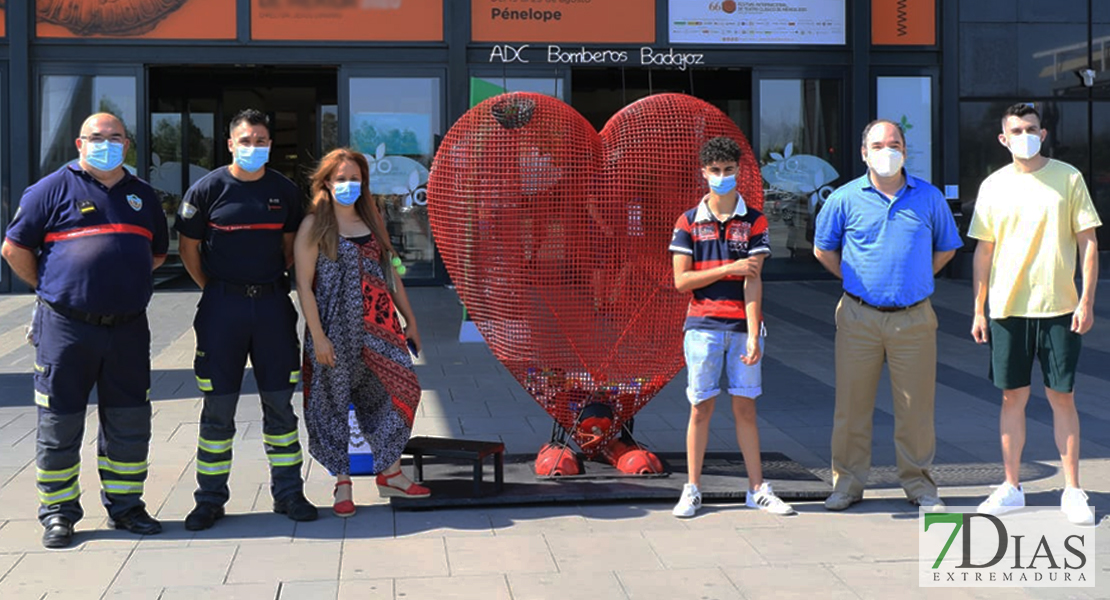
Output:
[872,0,936,46]
[472,0,655,44]
[251,0,443,41]
[36,0,235,39]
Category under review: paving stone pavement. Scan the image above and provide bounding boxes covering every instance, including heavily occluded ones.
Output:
[0,281,1107,599]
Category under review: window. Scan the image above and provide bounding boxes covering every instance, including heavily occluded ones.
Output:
[758,78,842,266]
[39,75,137,175]
[1088,103,1110,247]
[149,107,215,257]
[348,77,443,280]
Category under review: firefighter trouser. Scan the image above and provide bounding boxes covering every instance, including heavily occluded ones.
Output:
[32,303,152,524]
[191,282,304,506]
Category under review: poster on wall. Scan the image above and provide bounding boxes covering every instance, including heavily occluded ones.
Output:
[872,0,936,45]
[33,0,234,39]
[472,0,654,44]
[876,76,933,183]
[252,0,442,41]
[0,7,5,37]
[669,0,846,45]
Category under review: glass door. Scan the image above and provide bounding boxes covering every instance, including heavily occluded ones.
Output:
[343,70,446,283]
[754,71,846,277]
[149,100,217,262]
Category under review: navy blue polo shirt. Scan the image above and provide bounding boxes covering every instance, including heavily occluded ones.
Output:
[5,166,169,315]
[174,167,303,285]
[669,196,772,332]
[814,172,963,307]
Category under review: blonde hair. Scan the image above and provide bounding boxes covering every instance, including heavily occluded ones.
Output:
[308,148,396,262]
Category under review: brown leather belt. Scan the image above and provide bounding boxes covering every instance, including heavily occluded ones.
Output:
[844,291,925,313]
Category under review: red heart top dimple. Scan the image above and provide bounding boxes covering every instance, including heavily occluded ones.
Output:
[428,93,763,454]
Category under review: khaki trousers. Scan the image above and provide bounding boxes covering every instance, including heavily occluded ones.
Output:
[831,294,939,499]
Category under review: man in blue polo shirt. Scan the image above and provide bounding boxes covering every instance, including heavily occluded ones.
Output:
[176,109,316,530]
[814,120,962,512]
[1,113,168,548]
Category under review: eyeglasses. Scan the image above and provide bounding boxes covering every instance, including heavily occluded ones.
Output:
[80,134,127,144]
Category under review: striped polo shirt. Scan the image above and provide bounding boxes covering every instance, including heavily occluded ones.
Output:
[174,166,303,285]
[669,196,771,332]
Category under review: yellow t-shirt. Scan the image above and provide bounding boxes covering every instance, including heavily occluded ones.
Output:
[968,159,1102,319]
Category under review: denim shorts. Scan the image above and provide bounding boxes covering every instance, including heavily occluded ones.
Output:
[683,329,763,405]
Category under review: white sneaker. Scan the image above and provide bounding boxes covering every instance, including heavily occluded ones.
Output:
[746,482,795,515]
[914,494,947,512]
[673,483,702,518]
[1061,488,1095,525]
[978,482,1024,515]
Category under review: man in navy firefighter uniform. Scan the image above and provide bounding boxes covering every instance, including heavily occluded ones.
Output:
[1,113,169,548]
[176,108,317,530]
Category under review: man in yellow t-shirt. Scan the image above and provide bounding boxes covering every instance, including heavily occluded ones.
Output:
[968,103,1101,525]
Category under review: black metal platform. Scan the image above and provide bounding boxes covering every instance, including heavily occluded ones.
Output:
[390,451,831,510]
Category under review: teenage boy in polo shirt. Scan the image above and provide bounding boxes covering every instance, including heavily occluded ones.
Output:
[814,120,962,512]
[668,136,794,518]
[969,103,1101,525]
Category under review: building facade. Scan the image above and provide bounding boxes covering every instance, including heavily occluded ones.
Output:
[0,0,1105,290]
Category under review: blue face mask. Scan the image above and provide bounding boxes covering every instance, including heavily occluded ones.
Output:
[332,181,362,206]
[85,140,125,172]
[234,145,269,173]
[707,173,737,195]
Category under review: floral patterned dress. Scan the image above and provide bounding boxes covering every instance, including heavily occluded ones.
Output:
[302,232,421,475]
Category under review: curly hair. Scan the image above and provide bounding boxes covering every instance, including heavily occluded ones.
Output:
[699,136,742,166]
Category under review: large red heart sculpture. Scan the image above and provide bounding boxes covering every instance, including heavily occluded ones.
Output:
[427,93,762,460]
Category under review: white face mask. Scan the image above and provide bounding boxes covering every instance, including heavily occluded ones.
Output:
[867,148,904,178]
[1006,133,1041,160]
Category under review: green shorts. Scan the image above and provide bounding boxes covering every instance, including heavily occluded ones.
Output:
[988,314,1082,393]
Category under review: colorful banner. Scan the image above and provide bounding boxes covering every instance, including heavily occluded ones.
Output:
[472,0,654,44]
[872,0,936,46]
[0,7,5,37]
[252,0,443,41]
[670,0,846,45]
[36,0,235,39]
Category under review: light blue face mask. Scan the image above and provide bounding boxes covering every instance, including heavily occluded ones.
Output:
[85,140,125,172]
[332,180,362,206]
[234,145,269,173]
[707,173,737,195]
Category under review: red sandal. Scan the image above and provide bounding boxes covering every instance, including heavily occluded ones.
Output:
[333,481,356,518]
[375,469,431,499]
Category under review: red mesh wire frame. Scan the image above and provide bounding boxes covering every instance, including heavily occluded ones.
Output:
[428,93,762,455]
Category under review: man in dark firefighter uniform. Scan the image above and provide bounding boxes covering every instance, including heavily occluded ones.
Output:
[176,108,316,530]
[1,113,169,548]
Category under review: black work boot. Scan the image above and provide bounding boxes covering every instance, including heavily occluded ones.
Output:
[184,502,225,531]
[42,514,74,549]
[273,492,318,522]
[108,507,163,535]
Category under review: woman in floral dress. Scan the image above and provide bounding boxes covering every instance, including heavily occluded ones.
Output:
[293,148,427,517]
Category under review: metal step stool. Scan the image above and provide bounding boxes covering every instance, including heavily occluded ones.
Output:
[402,436,505,497]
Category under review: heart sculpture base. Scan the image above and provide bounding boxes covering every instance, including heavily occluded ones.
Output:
[534,439,665,477]
[428,92,764,457]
